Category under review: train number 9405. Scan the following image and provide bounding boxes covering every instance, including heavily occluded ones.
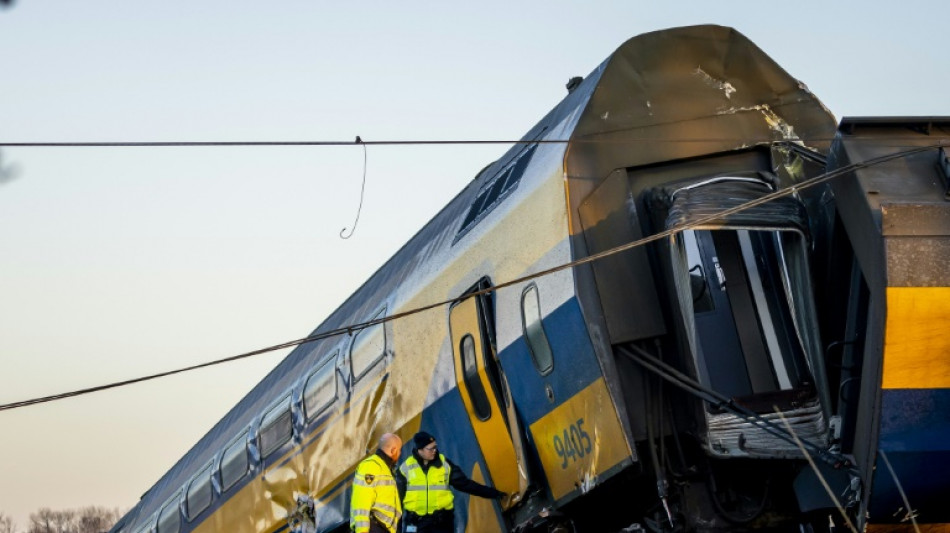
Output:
[552,418,592,469]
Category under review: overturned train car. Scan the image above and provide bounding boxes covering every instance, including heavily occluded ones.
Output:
[110,25,950,533]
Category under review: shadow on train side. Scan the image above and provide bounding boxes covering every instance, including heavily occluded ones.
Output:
[109,25,950,533]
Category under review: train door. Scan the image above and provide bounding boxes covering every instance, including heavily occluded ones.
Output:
[660,177,832,456]
[448,281,529,506]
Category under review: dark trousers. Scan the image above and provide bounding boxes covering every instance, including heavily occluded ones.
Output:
[404,510,454,533]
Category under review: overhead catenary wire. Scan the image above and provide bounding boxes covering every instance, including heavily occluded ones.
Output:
[0,140,947,413]
[3,134,947,149]
[0,138,770,147]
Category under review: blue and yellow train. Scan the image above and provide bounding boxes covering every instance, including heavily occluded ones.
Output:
[110,25,950,533]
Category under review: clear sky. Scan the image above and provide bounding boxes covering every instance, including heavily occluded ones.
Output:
[2,1,949,529]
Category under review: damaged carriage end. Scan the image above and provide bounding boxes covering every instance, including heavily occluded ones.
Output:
[566,25,852,530]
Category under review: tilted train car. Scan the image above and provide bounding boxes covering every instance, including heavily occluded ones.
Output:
[109,25,950,533]
[818,117,950,530]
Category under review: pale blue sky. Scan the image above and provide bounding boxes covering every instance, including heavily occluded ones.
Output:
[2,1,949,529]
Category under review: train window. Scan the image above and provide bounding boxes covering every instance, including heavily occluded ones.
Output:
[304,356,337,420]
[185,462,213,521]
[521,285,554,375]
[461,334,492,420]
[220,433,249,491]
[457,145,537,238]
[351,311,386,380]
[260,396,293,458]
[156,494,181,533]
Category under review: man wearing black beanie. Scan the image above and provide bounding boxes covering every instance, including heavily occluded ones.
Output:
[395,431,505,533]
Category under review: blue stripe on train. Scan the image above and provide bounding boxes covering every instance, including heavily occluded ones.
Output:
[498,296,602,424]
[868,388,950,523]
[878,388,950,452]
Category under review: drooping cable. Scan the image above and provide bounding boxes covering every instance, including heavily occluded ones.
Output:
[340,136,367,239]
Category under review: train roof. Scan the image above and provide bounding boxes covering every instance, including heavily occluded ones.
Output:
[566,25,834,181]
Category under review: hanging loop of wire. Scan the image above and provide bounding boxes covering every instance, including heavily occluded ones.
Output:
[340,136,367,239]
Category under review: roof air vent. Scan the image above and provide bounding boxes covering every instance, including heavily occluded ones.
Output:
[566,76,583,93]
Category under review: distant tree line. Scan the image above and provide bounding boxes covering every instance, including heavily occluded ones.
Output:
[0,507,123,533]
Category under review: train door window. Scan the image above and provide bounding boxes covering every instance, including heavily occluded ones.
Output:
[461,334,492,420]
[260,396,293,458]
[220,432,249,491]
[521,284,554,375]
[351,310,386,381]
[304,355,338,420]
[185,462,213,521]
[156,493,181,533]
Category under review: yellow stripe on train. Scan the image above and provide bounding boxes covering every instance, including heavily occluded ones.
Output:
[883,287,950,390]
[529,377,631,502]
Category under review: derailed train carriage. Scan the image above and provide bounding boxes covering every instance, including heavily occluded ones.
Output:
[110,25,950,533]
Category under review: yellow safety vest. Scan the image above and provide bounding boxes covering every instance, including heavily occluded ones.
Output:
[351,453,402,533]
[399,454,454,515]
